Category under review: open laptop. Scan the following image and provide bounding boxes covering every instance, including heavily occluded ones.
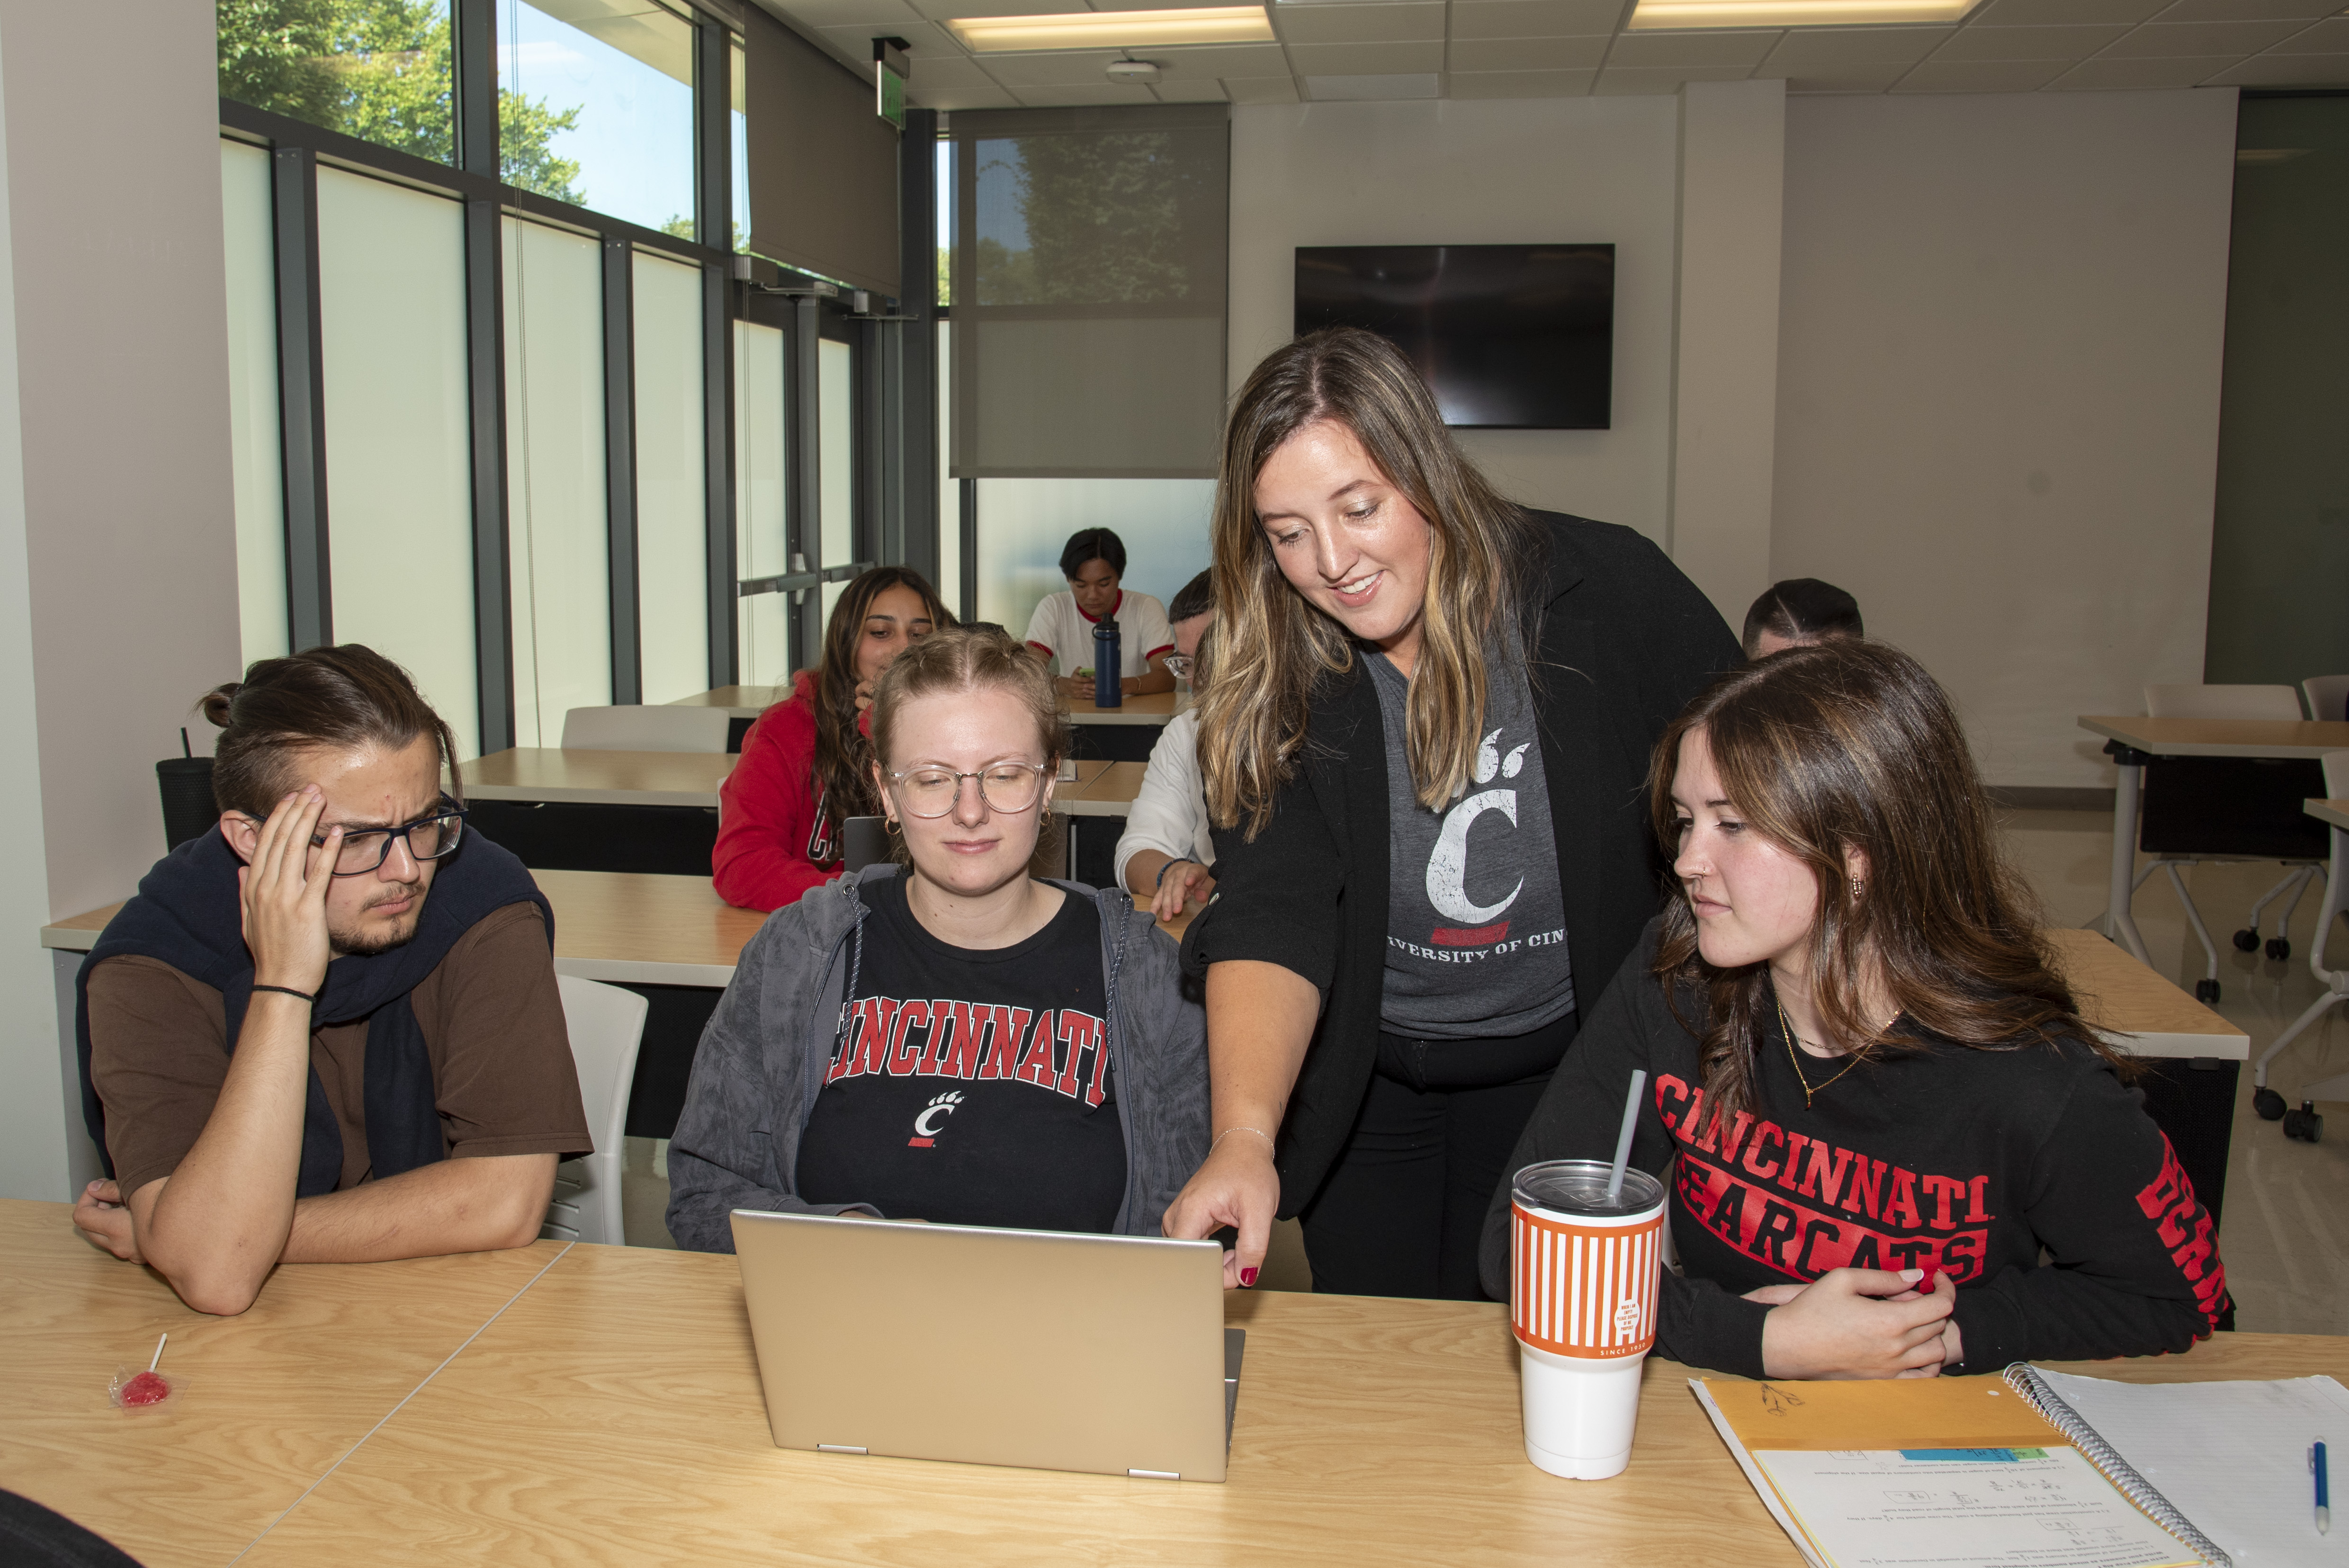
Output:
[730,1209,1242,1482]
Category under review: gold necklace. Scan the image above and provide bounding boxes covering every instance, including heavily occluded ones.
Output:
[1775,992,1864,1108]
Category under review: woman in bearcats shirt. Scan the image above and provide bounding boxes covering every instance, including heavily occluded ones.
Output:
[713,566,952,912]
[1166,327,1739,1297]
[666,627,1209,1248]
[1478,641,2230,1378]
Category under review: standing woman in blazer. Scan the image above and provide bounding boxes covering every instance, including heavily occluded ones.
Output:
[1165,328,1740,1298]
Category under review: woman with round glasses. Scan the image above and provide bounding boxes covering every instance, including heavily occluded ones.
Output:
[666,627,1209,1249]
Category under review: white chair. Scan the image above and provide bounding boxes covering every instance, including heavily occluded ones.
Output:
[560,705,731,753]
[2126,684,2323,997]
[542,975,650,1246]
[2250,751,2349,1144]
[2303,674,2349,723]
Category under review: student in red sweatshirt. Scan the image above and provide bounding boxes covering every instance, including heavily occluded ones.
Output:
[713,567,953,912]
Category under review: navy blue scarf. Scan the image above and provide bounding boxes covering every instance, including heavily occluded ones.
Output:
[75,826,553,1197]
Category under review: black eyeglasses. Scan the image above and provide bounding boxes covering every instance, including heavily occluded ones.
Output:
[308,797,468,876]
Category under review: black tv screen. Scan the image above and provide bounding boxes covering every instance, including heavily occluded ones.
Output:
[1293,244,1614,430]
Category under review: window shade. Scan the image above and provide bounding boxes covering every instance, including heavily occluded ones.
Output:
[743,7,900,297]
[950,105,1229,480]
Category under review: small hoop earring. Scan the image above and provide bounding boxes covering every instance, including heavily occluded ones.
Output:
[884,817,902,837]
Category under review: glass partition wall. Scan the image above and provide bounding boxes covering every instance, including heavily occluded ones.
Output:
[215,0,919,755]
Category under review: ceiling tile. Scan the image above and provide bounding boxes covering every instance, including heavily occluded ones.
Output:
[1090,0,1273,9]
[1931,22,2127,55]
[1971,0,2170,25]
[2101,17,2305,48]
[1012,81,1163,103]
[819,18,961,56]
[1287,38,1447,67]
[1759,25,1954,64]
[975,47,1130,82]
[2266,16,2349,48]
[2052,49,2243,79]
[768,0,927,28]
[1775,62,1912,84]
[900,53,999,85]
[1448,35,1612,66]
[1893,53,2075,81]
[1305,69,1444,93]
[1446,64,1599,90]
[1152,77,1234,97]
[1274,2,1446,41]
[906,83,1024,106]
[1451,0,1632,38]
[2208,47,2349,78]
[901,0,1083,17]
[2149,0,2338,18]
[1608,27,1781,63]
[1147,42,1295,72]
[1224,72,1307,97]
[1591,62,1758,87]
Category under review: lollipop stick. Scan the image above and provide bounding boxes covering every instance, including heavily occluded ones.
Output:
[149,1332,167,1373]
[1605,1070,1647,1203]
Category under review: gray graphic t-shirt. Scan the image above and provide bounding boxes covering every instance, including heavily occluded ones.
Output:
[1367,648,1574,1040]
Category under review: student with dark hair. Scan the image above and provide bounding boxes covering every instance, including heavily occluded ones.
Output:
[1116,569,1219,920]
[1743,577,1863,659]
[1023,527,1176,700]
[715,565,953,912]
[1478,641,2228,1377]
[72,645,588,1316]
[667,627,1208,1248]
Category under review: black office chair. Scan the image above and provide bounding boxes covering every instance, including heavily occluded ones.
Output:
[155,729,214,851]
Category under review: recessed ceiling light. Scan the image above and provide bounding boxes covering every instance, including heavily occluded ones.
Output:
[1628,0,1972,26]
[946,6,1274,52]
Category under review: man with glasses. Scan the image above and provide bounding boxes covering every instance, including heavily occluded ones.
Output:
[1115,571,1219,922]
[73,644,588,1315]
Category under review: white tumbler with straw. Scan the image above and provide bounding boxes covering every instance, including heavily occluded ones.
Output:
[1509,1070,1664,1480]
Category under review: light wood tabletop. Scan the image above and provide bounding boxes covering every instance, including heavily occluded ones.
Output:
[1061,689,1187,726]
[2044,927,2250,1061]
[665,685,784,717]
[2307,797,2349,833]
[0,1218,2313,1568]
[2079,715,2349,760]
[1054,758,1146,818]
[0,1200,571,1568]
[455,748,735,807]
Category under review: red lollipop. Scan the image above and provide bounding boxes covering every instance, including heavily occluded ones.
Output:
[110,1333,176,1409]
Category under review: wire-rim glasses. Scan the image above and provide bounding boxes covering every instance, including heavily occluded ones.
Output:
[885,762,1051,819]
[1163,653,1196,681]
[309,796,469,876]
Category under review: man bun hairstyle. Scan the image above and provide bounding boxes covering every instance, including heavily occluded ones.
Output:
[1058,527,1127,581]
[1166,569,1215,626]
[201,645,462,820]
[1741,577,1863,659]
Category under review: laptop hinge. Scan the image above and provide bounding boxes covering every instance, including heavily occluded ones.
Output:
[1127,1469,1180,1480]
[816,1444,869,1455]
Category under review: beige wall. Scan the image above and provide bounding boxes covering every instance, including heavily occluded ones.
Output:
[0,0,242,1197]
[1773,89,2240,789]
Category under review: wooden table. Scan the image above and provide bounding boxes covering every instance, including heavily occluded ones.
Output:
[665,688,1189,730]
[665,685,782,719]
[7,1201,2340,1568]
[2077,715,2349,967]
[456,748,735,808]
[2044,926,2247,1062]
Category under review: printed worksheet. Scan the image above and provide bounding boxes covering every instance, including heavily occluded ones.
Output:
[1750,1447,2206,1568]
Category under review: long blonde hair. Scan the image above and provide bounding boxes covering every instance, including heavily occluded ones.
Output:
[1198,327,1540,837]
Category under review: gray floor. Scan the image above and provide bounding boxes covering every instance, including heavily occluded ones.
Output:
[619,809,2349,1327]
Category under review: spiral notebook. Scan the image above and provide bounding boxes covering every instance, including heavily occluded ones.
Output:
[1694,1367,2349,1568]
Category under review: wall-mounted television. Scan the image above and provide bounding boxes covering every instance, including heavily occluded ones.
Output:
[1293,244,1615,430]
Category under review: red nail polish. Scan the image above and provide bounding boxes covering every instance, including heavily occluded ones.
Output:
[1239,1267,1258,1288]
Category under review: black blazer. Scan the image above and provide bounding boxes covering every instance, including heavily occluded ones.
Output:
[1183,510,1741,1218]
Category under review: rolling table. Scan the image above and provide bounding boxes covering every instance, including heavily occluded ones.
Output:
[454,749,734,879]
[2077,715,2349,969]
[9,1196,2339,1568]
[2243,796,2349,1140]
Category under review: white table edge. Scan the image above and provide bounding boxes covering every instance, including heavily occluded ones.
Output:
[2095,1026,2250,1063]
[553,957,736,988]
[40,924,98,953]
[462,784,721,808]
[2077,717,2349,761]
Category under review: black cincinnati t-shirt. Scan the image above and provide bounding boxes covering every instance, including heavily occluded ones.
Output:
[796,874,1127,1232]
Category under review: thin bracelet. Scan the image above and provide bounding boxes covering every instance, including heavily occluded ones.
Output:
[1155,857,1195,889]
[1212,1126,1274,1154]
[251,983,316,1004]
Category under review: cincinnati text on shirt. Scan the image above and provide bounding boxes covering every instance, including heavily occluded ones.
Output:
[1388,928,1566,965]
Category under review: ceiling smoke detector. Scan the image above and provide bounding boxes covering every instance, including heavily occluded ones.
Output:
[1105,59,1163,82]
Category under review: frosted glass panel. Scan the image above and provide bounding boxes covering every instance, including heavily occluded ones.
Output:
[819,336,853,628]
[503,216,609,750]
[316,168,479,757]
[734,319,789,685]
[220,139,287,667]
[975,479,1213,643]
[634,250,708,703]
[937,321,959,616]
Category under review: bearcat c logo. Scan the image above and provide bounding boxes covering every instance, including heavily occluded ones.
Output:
[908,1090,964,1148]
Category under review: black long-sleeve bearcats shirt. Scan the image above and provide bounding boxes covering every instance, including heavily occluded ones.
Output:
[1478,923,2229,1379]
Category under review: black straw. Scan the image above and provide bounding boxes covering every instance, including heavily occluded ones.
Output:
[180,727,190,759]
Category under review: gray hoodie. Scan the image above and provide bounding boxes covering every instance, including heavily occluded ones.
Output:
[665,865,1209,1252]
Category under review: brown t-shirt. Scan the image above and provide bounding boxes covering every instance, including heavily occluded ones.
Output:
[87,901,592,1199]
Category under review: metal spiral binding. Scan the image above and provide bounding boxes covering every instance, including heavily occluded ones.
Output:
[2002,1363,2232,1568]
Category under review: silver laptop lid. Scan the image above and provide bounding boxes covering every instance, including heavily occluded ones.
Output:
[731,1210,1232,1482]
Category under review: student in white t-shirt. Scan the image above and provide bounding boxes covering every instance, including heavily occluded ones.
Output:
[1022,528,1177,701]
[1115,570,1217,921]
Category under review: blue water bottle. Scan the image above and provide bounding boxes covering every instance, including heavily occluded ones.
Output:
[1093,618,1122,708]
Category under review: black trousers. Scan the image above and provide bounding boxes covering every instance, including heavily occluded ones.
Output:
[1299,1011,1578,1301]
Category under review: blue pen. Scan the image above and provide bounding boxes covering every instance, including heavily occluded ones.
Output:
[2314,1439,2331,1536]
